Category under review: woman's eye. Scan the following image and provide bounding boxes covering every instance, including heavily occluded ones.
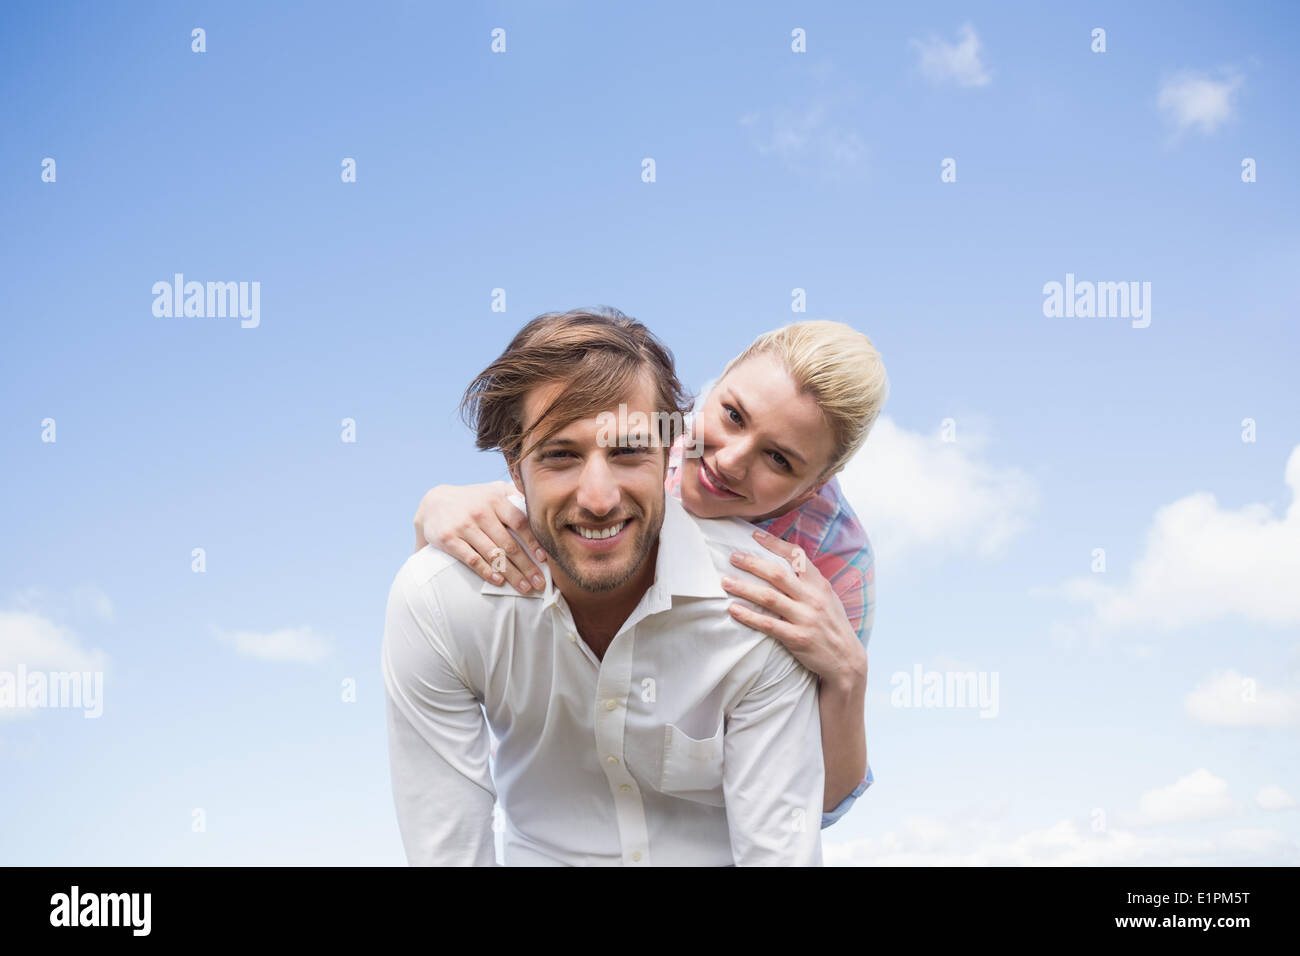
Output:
[770,451,791,471]
[724,405,743,426]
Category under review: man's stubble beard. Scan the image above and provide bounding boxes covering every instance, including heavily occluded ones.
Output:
[528,499,664,594]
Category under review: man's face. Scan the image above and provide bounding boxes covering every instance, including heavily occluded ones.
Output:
[510,372,668,595]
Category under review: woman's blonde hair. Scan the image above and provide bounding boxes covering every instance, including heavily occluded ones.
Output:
[718,320,888,481]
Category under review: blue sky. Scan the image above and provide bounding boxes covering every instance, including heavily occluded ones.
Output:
[2,0,1297,864]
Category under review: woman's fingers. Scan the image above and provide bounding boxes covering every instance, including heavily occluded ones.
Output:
[441,536,502,586]
[728,549,802,598]
[494,497,548,572]
[750,527,799,561]
[462,522,541,595]
[720,573,801,622]
[752,529,809,574]
[727,600,802,647]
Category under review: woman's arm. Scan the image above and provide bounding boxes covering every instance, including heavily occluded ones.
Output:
[816,666,868,814]
[413,481,548,594]
[721,529,869,814]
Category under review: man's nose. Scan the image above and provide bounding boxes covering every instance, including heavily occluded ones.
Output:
[575,456,621,517]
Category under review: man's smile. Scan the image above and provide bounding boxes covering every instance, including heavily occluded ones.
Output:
[565,517,633,551]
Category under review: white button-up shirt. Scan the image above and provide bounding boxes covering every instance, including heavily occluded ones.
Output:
[381,493,825,866]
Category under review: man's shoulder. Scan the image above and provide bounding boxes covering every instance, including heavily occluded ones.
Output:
[395,544,472,587]
[390,545,503,620]
[665,504,805,666]
[680,507,795,578]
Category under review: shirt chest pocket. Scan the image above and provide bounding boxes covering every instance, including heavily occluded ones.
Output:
[659,716,725,807]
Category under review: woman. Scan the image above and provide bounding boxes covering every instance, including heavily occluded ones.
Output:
[413,320,888,828]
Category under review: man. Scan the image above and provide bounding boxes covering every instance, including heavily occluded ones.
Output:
[381,307,824,865]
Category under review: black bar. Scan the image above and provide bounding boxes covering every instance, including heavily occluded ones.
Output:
[0,866,1288,941]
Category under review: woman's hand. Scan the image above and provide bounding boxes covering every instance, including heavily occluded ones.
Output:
[721,529,867,692]
[723,528,870,812]
[414,481,548,594]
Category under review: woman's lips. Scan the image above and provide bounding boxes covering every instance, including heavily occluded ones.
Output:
[696,459,742,499]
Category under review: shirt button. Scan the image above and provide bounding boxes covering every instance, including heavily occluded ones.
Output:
[567,633,577,643]
[605,699,617,711]
[631,850,642,862]
[619,784,631,793]
[606,755,619,765]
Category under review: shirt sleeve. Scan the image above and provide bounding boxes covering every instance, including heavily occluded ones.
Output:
[810,477,875,651]
[858,537,875,649]
[822,528,874,651]
[381,558,499,866]
[822,523,875,828]
[832,572,870,649]
[820,764,874,829]
[722,641,824,866]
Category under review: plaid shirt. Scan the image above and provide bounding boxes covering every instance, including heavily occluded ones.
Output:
[665,398,876,829]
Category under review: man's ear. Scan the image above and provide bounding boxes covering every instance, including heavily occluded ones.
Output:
[507,458,523,494]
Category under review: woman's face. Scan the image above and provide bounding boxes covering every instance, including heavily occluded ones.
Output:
[678,353,836,522]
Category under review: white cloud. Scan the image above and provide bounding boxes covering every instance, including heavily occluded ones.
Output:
[1158,70,1243,134]
[827,772,1294,865]
[215,626,330,663]
[0,609,109,721]
[910,24,991,88]
[1185,669,1300,728]
[742,100,867,172]
[826,815,1293,866]
[13,585,113,622]
[1052,446,1300,633]
[1124,768,1237,826]
[837,415,1037,566]
[0,610,107,674]
[1256,786,1297,811]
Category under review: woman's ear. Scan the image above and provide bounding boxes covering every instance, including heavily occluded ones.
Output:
[792,466,839,508]
[789,483,823,510]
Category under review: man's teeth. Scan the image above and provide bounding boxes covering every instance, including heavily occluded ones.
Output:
[576,521,626,540]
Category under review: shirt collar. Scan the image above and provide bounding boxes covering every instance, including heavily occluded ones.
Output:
[478,493,726,605]
[654,493,728,600]
[478,493,557,605]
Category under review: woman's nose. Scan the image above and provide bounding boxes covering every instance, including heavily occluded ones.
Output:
[714,441,748,482]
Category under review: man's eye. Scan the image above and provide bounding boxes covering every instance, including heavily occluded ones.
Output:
[543,450,573,460]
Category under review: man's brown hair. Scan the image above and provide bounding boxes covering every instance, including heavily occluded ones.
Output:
[460,306,690,466]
